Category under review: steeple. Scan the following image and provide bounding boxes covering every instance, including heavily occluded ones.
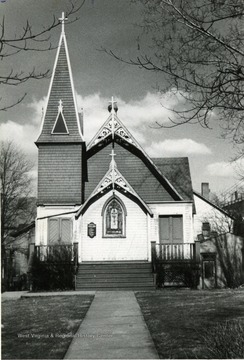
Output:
[36,14,86,206]
[36,12,83,144]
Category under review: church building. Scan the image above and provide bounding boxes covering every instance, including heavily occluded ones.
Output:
[34,14,196,290]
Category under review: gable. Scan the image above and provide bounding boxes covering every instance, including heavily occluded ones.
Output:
[153,158,194,202]
[85,143,177,203]
[77,156,153,217]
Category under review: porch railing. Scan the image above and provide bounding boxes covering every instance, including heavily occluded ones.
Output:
[35,243,78,264]
[155,243,196,261]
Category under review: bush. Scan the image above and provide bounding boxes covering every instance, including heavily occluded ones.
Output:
[156,262,200,289]
[201,320,244,359]
[30,248,75,291]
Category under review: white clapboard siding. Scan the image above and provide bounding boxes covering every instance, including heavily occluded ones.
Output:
[80,192,148,261]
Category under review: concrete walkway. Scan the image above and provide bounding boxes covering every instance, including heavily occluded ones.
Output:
[1,291,28,301]
[64,291,159,359]
[21,290,96,298]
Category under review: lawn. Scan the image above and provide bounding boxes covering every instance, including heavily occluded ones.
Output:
[2,295,94,359]
[136,289,244,359]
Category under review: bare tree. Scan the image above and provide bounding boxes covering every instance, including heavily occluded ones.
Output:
[0,141,34,243]
[0,0,85,111]
[213,232,244,288]
[105,0,244,146]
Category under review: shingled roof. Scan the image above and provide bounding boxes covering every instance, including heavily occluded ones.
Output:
[36,26,83,144]
[85,144,194,203]
[153,158,194,202]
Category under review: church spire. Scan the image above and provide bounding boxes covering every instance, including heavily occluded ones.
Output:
[36,12,84,144]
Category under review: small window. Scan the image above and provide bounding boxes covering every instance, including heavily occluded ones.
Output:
[202,222,211,238]
[48,218,72,244]
[52,113,68,134]
[103,197,126,237]
[51,101,69,134]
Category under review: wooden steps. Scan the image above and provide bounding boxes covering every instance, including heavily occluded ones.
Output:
[75,262,155,291]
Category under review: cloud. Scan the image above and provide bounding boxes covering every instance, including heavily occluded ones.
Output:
[207,159,244,178]
[76,91,180,143]
[0,120,39,157]
[0,96,47,159]
[146,139,212,157]
[27,96,47,124]
[0,91,190,162]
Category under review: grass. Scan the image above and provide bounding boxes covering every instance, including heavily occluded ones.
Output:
[135,289,244,359]
[201,320,244,358]
[2,295,94,359]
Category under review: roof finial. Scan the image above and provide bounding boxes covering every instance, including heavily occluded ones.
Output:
[59,12,68,35]
[108,96,118,141]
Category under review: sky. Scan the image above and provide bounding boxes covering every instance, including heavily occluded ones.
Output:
[1,0,243,198]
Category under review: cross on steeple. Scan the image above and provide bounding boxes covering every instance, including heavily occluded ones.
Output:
[59,12,68,34]
[110,149,117,192]
[110,148,116,165]
[58,99,63,113]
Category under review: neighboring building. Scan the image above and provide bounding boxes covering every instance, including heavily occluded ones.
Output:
[223,190,244,219]
[193,183,243,289]
[193,183,234,238]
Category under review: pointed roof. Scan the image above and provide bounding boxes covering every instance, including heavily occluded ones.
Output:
[87,108,182,201]
[76,151,153,217]
[36,14,83,144]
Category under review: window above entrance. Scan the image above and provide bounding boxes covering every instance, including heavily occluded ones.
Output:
[102,197,126,238]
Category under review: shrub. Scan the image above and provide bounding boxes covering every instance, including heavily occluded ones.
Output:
[156,262,200,289]
[30,248,75,291]
[201,320,244,359]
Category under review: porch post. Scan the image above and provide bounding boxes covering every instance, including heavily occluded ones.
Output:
[27,243,35,291]
[194,240,200,263]
[151,241,156,273]
[73,242,79,268]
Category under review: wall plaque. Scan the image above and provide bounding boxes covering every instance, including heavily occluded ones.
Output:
[88,222,96,238]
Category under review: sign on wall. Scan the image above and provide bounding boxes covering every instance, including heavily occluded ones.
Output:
[88,222,96,238]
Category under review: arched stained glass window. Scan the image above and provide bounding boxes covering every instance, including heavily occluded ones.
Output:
[103,197,126,237]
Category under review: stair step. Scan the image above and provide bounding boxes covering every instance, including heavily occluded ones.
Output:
[76,283,155,289]
[76,262,155,291]
[79,264,151,271]
[75,288,155,291]
[76,274,152,281]
[77,270,152,275]
[77,279,153,284]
